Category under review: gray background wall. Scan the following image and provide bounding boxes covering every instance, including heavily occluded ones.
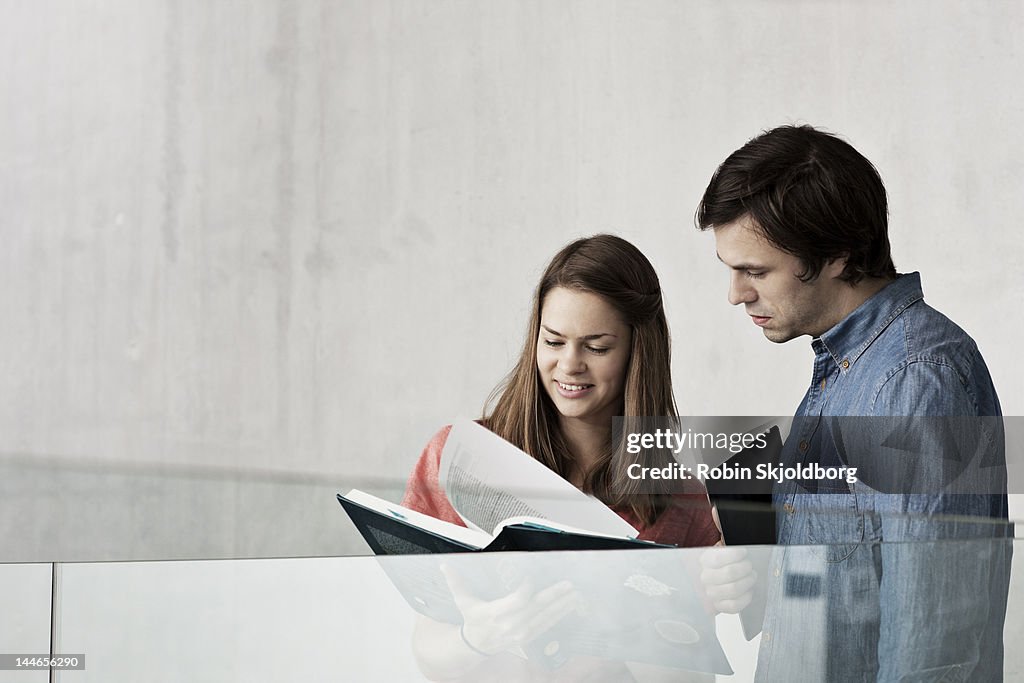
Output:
[2,1,1023,561]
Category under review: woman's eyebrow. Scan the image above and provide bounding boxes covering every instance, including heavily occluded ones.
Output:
[540,324,617,340]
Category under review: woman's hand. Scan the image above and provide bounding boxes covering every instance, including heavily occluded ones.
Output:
[441,563,584,657]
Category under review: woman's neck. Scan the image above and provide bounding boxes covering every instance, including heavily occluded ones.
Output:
[558,416,610,487]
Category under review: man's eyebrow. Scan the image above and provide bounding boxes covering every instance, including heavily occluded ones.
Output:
[716,252,765,271]
[540,325,617,340]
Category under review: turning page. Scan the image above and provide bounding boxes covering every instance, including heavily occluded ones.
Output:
[438,420,638,539]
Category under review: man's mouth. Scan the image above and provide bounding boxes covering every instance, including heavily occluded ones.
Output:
[750,315,771,327]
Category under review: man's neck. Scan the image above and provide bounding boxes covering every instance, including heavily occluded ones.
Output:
[826,276,895,333]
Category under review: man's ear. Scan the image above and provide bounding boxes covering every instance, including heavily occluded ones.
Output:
[823,254,848,280]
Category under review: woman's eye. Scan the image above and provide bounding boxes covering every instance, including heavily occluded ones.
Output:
[543,339,564,348]
[586,346,610,355]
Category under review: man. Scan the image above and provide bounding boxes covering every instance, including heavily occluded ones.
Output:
[697,125,1010,681]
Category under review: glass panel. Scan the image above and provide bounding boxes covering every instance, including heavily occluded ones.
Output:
[56,556,419,682]
[0,563,52,683]
[52,536,1024,681]
[0,456,401,562]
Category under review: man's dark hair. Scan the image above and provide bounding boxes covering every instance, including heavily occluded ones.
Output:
[696,125,897,283]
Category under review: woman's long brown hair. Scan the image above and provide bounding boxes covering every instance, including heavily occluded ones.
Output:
[482,234,678,526]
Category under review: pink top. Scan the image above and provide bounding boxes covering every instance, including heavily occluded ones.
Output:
[401,425,722,547]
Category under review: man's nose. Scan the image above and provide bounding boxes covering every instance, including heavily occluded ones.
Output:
[728,274,756,306]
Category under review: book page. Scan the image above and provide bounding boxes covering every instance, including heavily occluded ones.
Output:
[496,516,657,540]
[438,420,639,539]
[341,489,492,549]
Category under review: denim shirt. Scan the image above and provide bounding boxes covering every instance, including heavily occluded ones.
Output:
[755,273,1011,682]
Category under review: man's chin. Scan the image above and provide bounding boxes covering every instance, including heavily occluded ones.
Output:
[761,327,795,344]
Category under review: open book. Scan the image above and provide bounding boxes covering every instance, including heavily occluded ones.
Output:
[336,420,732,674]
[338,489,670,553]
[339,420,662,554]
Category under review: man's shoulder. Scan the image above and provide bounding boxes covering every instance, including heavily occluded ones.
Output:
[867,299,999,415]
[897,294,974,356]
[829,272,984,382]
[888,298,983,374]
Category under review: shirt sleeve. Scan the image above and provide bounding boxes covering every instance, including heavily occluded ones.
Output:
[400,425,466,527]
[869,361,1010,681]
[867,359,1006,519]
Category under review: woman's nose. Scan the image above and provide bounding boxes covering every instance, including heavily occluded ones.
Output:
[557,347,585,373]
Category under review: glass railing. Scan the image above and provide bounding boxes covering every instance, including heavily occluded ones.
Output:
[0,454,403,563]
[0,532,1019,682]
[3,453,1023,681]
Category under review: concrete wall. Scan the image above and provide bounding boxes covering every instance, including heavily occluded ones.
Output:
[2,1,1023,559]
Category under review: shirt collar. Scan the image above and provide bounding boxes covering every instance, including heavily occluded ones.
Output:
[812,272,924,369]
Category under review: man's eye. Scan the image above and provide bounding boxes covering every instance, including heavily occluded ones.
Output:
[745,270,766,280]
[586,346,610,355]
[543,339,564,348]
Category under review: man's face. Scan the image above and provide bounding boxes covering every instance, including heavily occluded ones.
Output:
[713,215,846,343]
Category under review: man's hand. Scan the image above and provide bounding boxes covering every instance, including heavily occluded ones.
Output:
[699,546,757,614]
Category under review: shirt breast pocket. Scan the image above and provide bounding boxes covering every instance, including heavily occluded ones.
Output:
[804,492,865,563]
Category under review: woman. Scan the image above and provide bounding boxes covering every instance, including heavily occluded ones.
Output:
[404,234,719,544]
[402,234,720,680]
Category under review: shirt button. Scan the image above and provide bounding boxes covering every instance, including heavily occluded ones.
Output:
[773,567,781,577]
[763,631,771,642]
[798,440,809,452]
[783,503,795,515]
[820,378,827,390]
[841,359,850,370]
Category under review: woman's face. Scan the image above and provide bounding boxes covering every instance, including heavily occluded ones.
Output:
[536,287,632,428]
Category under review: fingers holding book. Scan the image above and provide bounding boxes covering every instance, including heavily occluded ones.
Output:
[440,563,584,658]
[698,547,757,614]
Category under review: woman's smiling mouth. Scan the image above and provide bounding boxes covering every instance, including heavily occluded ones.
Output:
[556,381,594,397]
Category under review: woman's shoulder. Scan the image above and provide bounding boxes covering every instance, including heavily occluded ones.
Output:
[421,419,494,457]
[406,424,453,471]
[423,424,454,452]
